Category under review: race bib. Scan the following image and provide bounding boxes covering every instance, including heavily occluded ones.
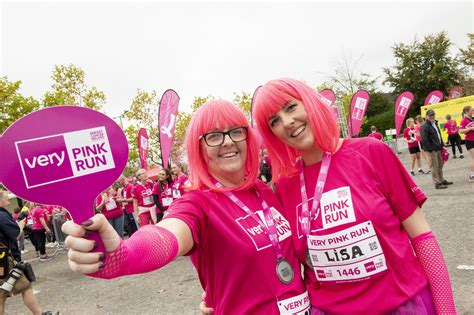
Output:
[105,200,117,211]
[172,189,181,199]
[308,221,387,283]
[277,291,311,315]
[162,197,173,207]
[143,196,153,206]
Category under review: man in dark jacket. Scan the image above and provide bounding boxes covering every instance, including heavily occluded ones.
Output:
[0,190,43,315]
[420,109,453,189]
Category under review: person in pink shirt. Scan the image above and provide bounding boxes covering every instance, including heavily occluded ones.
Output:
[95,187,124,239]
[116,175,138,237]
[171,162,188,199]
[252,78,456,314]
[403,118,425,176]
[459,105,474,182]
[62,100,310,314]
[152,168,173,223]
[415,115,431,173]
[30,204,52,261]
[443,114,464,159]
[367,126,383,141]
[132,169,156,227]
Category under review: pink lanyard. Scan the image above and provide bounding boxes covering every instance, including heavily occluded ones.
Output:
[299,152,332,237]
[215,182,284,260]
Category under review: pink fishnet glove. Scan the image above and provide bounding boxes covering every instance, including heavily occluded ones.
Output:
[412,231,457,314]
[90,225,178,279]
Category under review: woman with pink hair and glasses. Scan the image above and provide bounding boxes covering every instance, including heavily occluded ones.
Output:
[251,78,457,315]
[62,100,310,314]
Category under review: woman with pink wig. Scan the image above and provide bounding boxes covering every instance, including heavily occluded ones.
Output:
[251,78,456,314]
[62,100,310,314]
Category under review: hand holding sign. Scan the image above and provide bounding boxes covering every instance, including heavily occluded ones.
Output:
[0,106,128,254]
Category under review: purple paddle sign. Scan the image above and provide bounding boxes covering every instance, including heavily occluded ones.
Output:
[424,90,444,105]
[158,89,180,169]
[250,86,263,148]
[0,106,128,254]
[394,91,414,138]
[319,89,338,119]
[348,90,370,137]
[137,128,149,169]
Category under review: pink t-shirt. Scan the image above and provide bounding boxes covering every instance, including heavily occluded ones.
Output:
[166,181,310,314]
[403,127,419,148]
[132,183,155,208]
[367,132,383,141]
[460,117,474,141]
[95,194,123,220]
[153,182,173,211]
[172,174,188,199]
[443,120,458,135]
[275,138,428,314]
[31,206,48,230]
[414,124,422,141]
[122,184,135,215]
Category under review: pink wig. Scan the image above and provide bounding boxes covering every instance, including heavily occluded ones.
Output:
[185,100,260,191]
[254,78,340,181]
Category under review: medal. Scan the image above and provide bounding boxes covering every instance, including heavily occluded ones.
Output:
[305,249,313,267]
[276,258,294,284]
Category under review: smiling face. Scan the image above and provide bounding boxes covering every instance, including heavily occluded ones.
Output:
[201,126,247,185]
[158,170,169,182]
[268,100,316,153]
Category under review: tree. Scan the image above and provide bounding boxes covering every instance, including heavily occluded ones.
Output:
[233,91,252,122]
[383,32,464,117]
[0,76,40,133]
[41,64,106,110]
[460,33,474,96]
[124,89,161,170]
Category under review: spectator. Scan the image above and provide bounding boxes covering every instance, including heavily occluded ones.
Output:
[30,205,52,261]
[367,125,384,141]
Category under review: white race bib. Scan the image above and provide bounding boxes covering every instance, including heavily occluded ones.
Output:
[143,196,153,206]
[277,291,311,314]
[162,197,173,207]
[308,221,387,283]
[105,200,117,211]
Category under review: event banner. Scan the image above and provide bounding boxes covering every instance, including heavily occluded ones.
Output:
[138,128,149,169]
[250,86,263,148]
[448,86,462,99]
[394,91,415,137]
[348,90,370,137]
[158,89,180,169]
[320,89,337,119]
[424,90,444,105]
[0,106,129,253]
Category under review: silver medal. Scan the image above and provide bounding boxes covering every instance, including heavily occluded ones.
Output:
[276,258,294,284]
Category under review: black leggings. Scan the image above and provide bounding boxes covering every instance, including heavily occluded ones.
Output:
[32,229,46,255]
[448,134,463,155]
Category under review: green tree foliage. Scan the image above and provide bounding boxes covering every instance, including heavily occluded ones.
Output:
[124,89,161,169]
[0,77,40,133]
[460,33,474,95]
[383,32,464,117]
[42,64,106,110]
[233,91,252,122]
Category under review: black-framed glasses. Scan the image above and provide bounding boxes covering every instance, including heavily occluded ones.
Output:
[200,126,248,147]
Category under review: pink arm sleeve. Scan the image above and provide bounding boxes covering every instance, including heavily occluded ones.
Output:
[90,225,179,279]
[412,231,457,314]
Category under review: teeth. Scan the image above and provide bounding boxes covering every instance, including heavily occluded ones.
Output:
[220,152,238,158]
[291,125,305,137]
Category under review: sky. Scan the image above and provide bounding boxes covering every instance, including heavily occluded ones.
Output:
[1,0,472,124]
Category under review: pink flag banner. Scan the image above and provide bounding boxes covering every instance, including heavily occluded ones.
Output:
[159,89,180,169]
[319,89,338,119]
[348,90,370,137]
[424,90,444,105]
[138,128,149,169]
[250,86,263,147]
[394,91,414,138]
[0,106,129,254]
[448,86,462,99]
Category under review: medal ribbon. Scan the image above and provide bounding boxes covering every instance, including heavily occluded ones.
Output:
[299,152,332,237]
[215,182,284,260]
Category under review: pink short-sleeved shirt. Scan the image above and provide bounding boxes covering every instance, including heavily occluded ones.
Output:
[403,127,419,148]
[153,182,173,211]
[460,117,474,141]
[367,132,383,141]
[132,183,155,208]
[275,138,428,314]
[443,120,459,135]
[122,184,135,215]
[31,206,48,230]
[95,194,123,220]
[172,174,188,199]
[166,181,309,314]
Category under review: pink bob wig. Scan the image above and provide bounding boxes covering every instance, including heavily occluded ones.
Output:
[254,78,340,181]
[185,100,260,191]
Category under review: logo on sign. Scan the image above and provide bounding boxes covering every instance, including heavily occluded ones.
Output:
[140,136,148,150]
[16,126,115,188]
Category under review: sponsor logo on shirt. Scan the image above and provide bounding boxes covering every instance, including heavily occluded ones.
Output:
[235,207,291,251]
[16,126,115,188]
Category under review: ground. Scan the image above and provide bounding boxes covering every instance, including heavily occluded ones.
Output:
[5,147,474,314]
